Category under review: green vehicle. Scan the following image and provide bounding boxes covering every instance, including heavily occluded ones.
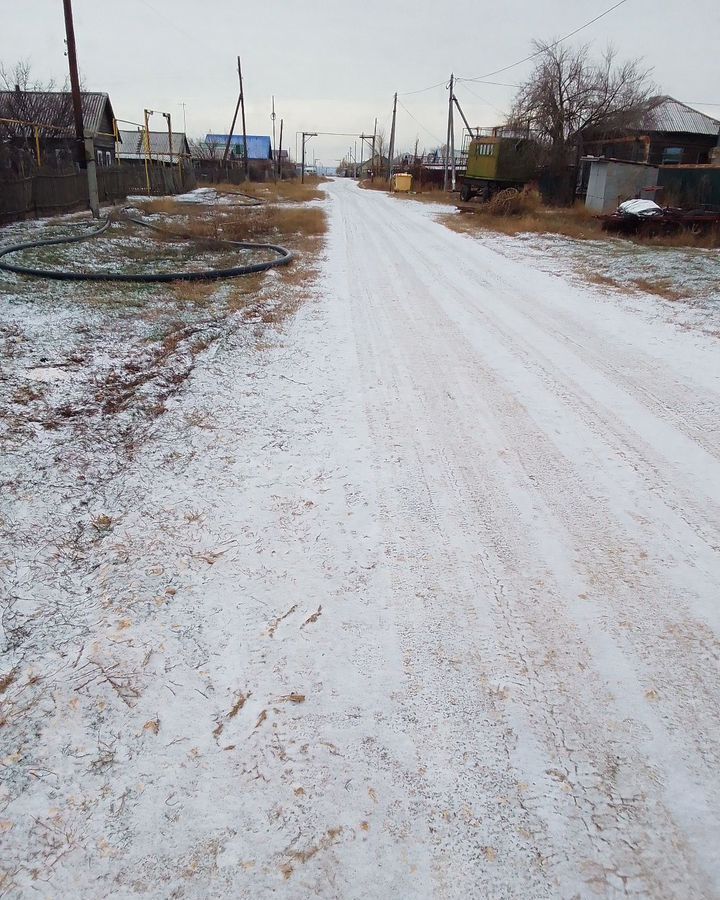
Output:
[458,128,539,202]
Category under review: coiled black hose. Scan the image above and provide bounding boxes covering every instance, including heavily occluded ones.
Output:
[0,211,294,283]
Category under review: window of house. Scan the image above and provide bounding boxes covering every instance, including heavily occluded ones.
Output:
[661,147,683,165]
[105,151,112,166]
[96,150,103,166]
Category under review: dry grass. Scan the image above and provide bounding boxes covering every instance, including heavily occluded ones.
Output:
[133,201,327,252]
[441,192,718,248]
[442,204,603,240]
[358,179,389,193]
[218,177,328,204]
[633,226,720,250]
[487,188,542,217]
[584,271,686,302]
[136,197,184,216]
[171,280,218,305]
[632,277,685,300]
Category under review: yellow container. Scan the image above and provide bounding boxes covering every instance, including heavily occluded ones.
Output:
[392,173,413,192]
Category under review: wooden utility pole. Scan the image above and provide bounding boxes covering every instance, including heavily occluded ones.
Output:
[62,0,85,166]
[372,117,377,173]
[222,56,249,179]
[62,0,99,217]
[223,93,242,164]
[238,57,249,181]
[143,108,153,194]
[388,92,397,183]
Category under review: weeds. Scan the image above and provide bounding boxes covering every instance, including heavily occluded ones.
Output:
[229,177,328,204]
[442,203,601,240]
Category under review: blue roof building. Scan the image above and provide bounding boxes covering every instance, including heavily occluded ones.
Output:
[205,134,272,160]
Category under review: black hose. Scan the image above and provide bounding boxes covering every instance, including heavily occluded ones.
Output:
[0,212,294,283]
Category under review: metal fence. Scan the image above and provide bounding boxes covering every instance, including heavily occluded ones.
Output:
[658,167,720,209]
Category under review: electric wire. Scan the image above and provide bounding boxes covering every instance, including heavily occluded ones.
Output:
[396,100,444,145]
[459,0,631,82]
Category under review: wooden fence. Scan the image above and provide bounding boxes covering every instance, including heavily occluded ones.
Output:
[0,162,196,224]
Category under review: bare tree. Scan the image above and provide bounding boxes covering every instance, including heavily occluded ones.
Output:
[374,126,387,161]
[510,42,654,168]
[0,59,71,122]
[0,59,74,151]
[187,138,220,160]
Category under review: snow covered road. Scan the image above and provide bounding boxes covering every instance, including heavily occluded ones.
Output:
[3,178,720,898]
[320,179,720,897]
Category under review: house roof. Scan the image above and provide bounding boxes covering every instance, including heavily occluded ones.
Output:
[205,134,273,160]
[0,91,116,137]
[117,129,190,159]
[642,97,720,136]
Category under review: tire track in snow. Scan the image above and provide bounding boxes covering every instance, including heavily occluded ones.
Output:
[332,181,720,897]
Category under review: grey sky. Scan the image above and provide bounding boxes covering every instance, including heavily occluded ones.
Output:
[2,0,719,167]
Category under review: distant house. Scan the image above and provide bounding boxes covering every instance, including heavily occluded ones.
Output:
[583,97,720,166]
[0,90,118,168]
[117,129,191,164]
[204,134,273,160]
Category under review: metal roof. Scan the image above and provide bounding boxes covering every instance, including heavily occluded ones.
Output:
[0,91,115,136]
[117,129,190,159]
[642,97,720,136]
[204,134,273,160]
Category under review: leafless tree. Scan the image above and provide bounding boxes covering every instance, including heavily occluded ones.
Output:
[187,138,220,160]
[374,126,387,162]
[510,42,654,168]
[0,59,72,129]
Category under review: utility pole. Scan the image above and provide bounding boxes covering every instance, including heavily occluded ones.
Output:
[278,118,283,179]
[223,93,242,164]
[181,101,187,133]
[164,112,173,167]
[62,0,84,166]
[444,73,454,192]
[449,73,456,192]
[143,108,153,194]
[388,92,397,183]
[453,94,473,135]
[301,131,316,183]
[62,0,99,217]
[271,95,277,182]
[238,57,249,181]
[372,116,377,172]
[222,56,249,180]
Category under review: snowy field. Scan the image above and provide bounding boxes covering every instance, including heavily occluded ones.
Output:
[1,180,720,898]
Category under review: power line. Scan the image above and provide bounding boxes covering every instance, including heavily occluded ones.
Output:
[460,0,632,82]
[396,99,444,145]
[455,84,508,118]
[399,80,448,97]
[457,79,521,89]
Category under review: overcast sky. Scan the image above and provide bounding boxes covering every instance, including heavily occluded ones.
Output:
[2,0,719,167]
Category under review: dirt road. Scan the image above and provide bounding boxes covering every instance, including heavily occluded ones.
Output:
[316,178,720,898]
[3,179,720,898]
